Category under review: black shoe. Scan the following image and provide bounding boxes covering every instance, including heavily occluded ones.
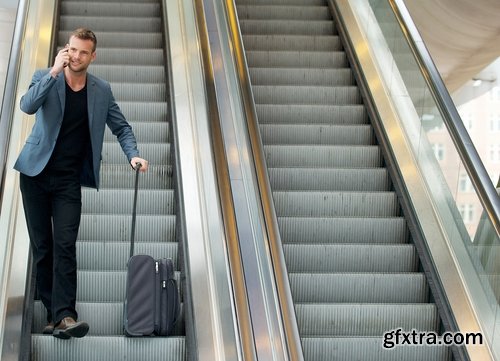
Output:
[42,322,54,335]
[53,317,89,339]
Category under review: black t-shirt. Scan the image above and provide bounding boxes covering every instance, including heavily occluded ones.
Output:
[46,82,91,174]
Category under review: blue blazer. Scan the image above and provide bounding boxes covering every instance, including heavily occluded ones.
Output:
[14,69,139,188]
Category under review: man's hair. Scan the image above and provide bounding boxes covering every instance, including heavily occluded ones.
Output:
[70,28,97,52]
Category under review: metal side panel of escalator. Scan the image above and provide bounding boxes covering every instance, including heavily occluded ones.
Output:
[234,0,452,360]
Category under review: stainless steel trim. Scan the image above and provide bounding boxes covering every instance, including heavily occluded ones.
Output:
[223,1,304,360]
[389,0,500,238]
[331,1,494,360]
[163,0,242,360]
[194,0,290,359]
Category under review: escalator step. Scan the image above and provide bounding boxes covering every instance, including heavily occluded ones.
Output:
[301,337,449,361]
[273,191,398,217]
[32,336,185,361]
[109,83,166,102]
[60,16,162,33]
[236,5,331,20]
[295,303,438,336]
[91,65,165,83]
[117,102,168,122]
[268,168,389,191]
[76,271,181,301]
[98,164,172,189]
[239,19,335,36]
[256,104,367,124]
[77,242,178,271]
[91,49,164,66]
[260,124,372,145]
[284,244,417,273]
[61,2,160,17]
[250,68,353,86]
[78,214,176,242]
[104,122,169,143]
[277,216,407,244]
[101,143,170,164]
[247,50,348,68]
[81,189,174,215]
[242,34,341,51]
[289,273,428,303]
[58,31,163,49]
[253,85,361,105]
[264,144,382,168]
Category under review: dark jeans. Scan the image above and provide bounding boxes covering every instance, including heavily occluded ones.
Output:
[20,170,81,324]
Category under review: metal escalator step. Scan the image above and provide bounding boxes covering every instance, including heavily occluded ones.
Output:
[264,145,381,168]
[277,216,407,244]
[102,143,170,164]
[91,65,165,83]
[58,31,163,49]
[91,49,164,66]
[61,1,160,17]
[76,271,181,302]
[273,191,398,217]
[256,104,367,124]
[260,124,372,145]
[242,34,341,51]
[117,101,168,122]
[289,273,428,303]
[247,50,348,68]
[104,122,169,143]
[268,168,389,191]
[253,85,361,105]
[110,83,166,102]
[296,304,438,336]
[236,5,331,20]
[250,68,353,86]
[78,214,176,242]
[239,19,335,35]
[236,0,326,5]
[81,189,174,215]
[98,164,172,189]
[32,302,184,336]
[77,242,177,271]
[301,336,450,361]
[59,16,161,33]
[32,335,185,361]
[283,244,417,272]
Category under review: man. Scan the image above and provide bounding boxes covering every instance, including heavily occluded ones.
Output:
[14,28,148,339]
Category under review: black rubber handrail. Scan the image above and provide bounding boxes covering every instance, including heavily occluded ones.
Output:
[390,0,500,236]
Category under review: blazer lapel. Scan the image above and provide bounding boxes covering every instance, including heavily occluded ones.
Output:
[87,74,96,132]
[56,74,66,113]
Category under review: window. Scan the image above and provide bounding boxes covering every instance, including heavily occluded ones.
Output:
[458,174,473,192]
[432,143,445,161]
[490,145,500,162]
[459,204,475,224]
[462,113,473,130]
[490,86,500,101]
[490,114,500,132]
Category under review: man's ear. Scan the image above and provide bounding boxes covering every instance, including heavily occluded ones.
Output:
[91,52,96,63]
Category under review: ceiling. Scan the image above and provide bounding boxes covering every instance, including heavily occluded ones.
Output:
[403,0,500,95]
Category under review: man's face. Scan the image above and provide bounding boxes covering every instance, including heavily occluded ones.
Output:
[66,36,96,73]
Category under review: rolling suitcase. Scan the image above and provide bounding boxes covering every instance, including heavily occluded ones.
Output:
[123,164,180,336]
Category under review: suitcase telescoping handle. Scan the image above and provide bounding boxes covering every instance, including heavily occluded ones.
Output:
[130,162,142,258]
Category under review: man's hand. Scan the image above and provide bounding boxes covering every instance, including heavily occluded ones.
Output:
[50,45,70,78]
[131,157,149,172]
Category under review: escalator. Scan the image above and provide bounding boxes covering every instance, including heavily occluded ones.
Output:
[235,0,451,359]
[29,0,185,359]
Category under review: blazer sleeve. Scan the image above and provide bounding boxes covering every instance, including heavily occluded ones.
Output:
[105,83,140,161]
[20,70,57,115]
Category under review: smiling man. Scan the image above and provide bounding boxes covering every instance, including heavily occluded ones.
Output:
[14,28,148,339]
